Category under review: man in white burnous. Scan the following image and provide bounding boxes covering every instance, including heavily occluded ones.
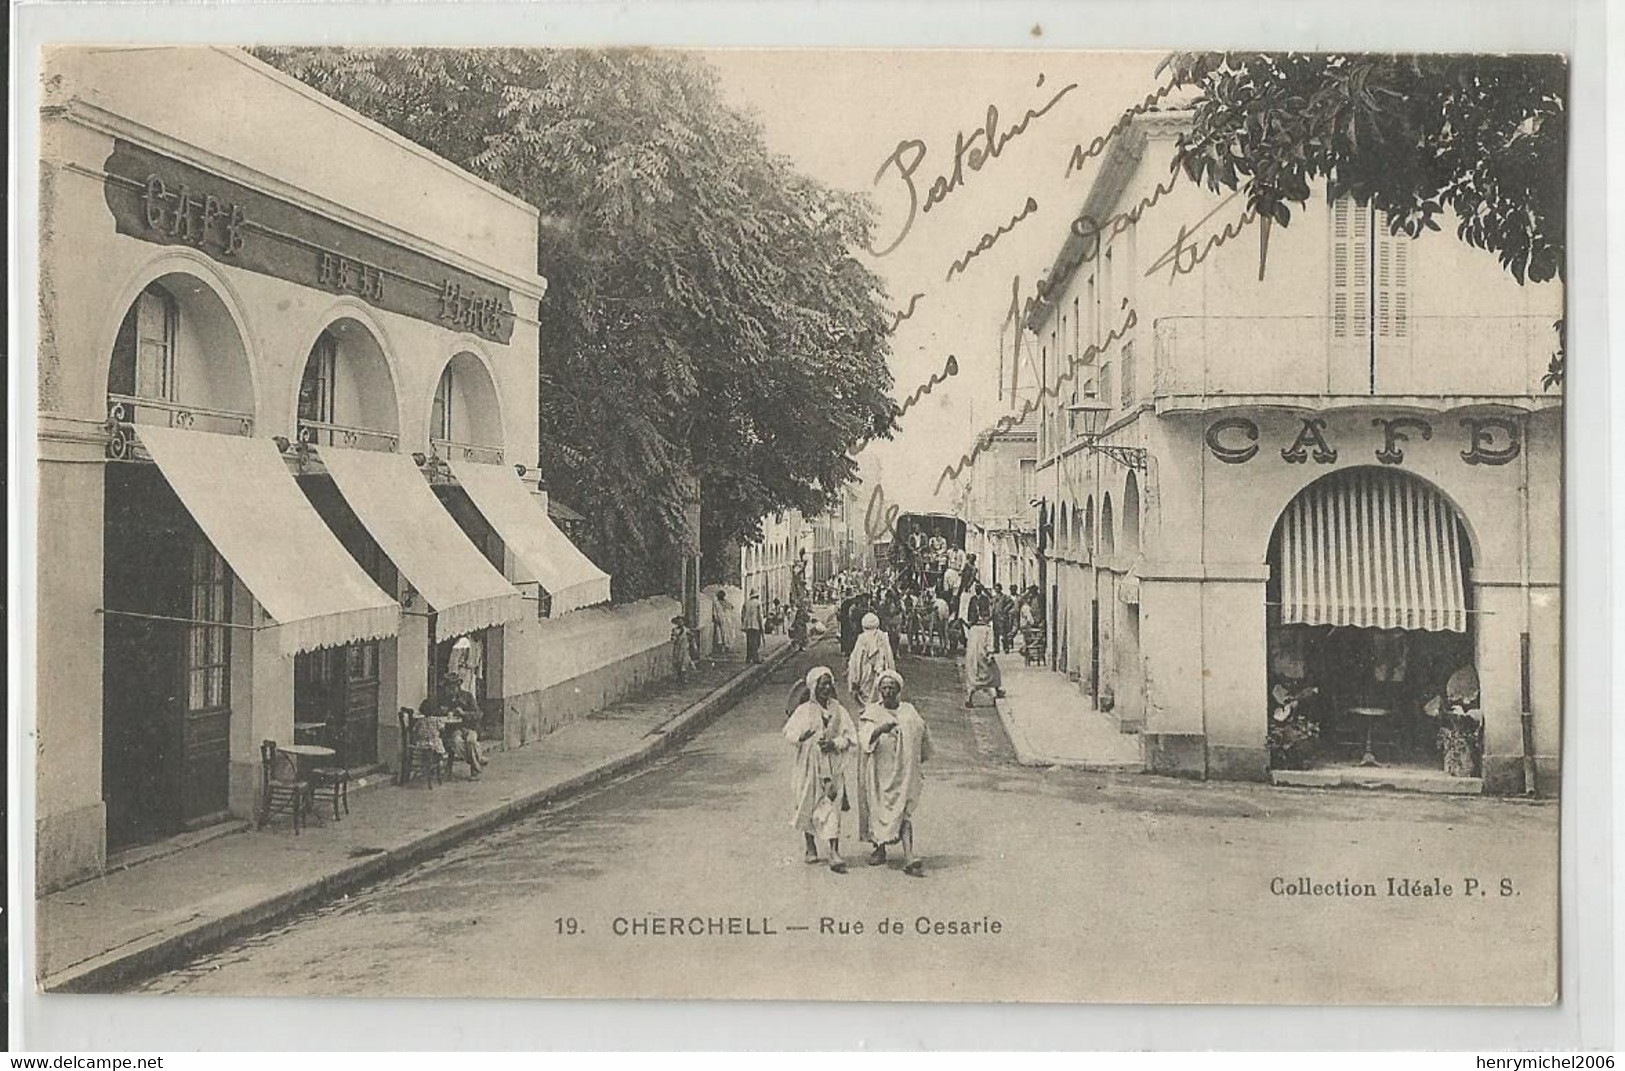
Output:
[857,669,933,877]
[784,666,858,873]
[847,611,896,708]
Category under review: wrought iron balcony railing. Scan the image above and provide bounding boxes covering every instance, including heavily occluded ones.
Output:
[106,393,254,460]
[430,437,504,465]
[297,418,400,453]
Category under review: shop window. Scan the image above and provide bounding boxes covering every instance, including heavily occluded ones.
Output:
[187,542,231,712]
[109,284,179,402]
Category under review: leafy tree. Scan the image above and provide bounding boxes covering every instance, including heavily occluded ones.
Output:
[257,48,895,597]
[1165,53,1566,381]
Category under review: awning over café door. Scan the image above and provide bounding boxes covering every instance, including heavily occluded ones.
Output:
[1278,468,1469,633]
[135,426,400,656]
[319,446,524,640]
[448,458,612,615]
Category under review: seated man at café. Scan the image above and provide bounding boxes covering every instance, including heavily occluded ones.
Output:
[421,671,489,778]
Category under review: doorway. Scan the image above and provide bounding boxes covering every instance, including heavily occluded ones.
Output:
[103,465,233,851]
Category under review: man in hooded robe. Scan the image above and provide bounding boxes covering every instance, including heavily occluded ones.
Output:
[857,670,932,876]
[847,612,896,708]
[783,667,857,872]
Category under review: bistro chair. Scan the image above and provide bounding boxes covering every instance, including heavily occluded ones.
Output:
[397,707,442,789]
[258,740,309,834]
[308,759,350,821]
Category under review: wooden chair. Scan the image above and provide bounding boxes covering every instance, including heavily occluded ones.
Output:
[308,763,350,821]
[258,740,309,833]
[397,707,443,788]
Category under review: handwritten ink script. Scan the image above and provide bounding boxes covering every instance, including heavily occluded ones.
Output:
[868,74,1078,258]
[946,196,1039,282]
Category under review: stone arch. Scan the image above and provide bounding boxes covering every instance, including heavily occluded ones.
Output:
[292,302,402,446]
[1123,470,1142,554]
[101,250,259,425]
[1101,492,1116,557]
[429,347,506,452]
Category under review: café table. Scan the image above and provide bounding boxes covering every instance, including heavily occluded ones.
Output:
[1345,706,1390,767]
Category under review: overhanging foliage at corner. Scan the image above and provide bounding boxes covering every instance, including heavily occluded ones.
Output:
[1165,52,1566,382]
[256,48,896,598]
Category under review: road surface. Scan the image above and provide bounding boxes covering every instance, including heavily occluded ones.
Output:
[139,641,1559,1004]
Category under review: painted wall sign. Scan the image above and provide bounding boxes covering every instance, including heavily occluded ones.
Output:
[1204,414,1522,467]
[104,139,516,345]
[1204,415,1259,464]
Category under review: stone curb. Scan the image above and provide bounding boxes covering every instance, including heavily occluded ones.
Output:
[43,632,819,994]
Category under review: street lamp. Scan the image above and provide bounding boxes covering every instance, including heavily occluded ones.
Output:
[1066,399,1147,470]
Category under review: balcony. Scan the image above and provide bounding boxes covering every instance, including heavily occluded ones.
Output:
[1151,316,1562,413]
[297,418,399,453]
[106,393,254,461]
[430,437,505,465]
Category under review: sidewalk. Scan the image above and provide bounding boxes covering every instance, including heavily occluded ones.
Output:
[38,630,810,993]
[990,653,1143,770]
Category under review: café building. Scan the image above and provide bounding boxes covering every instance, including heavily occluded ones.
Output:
[1024,109,1562,794]
[35,47,615,889]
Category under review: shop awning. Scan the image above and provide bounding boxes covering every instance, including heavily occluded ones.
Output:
[448,458,611,615]
[1279,469,1468,633]
[135,426,399,656]
[319,447,525,640]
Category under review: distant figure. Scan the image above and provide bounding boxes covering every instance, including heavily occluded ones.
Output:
[857,669,933,876]
[789,601,810,652]
[964,583,1004,707]
[669,615,694,682]
[742,590,766,664]
[847,612,897,707]
[711,589,735,655]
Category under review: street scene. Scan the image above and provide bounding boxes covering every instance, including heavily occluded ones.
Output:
[29,43,1564,1007]
[134,637,1557,1005]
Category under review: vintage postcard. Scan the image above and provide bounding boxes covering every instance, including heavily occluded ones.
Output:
[28,43,1564,1006]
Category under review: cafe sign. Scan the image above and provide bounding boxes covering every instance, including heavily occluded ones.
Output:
[104,139,516,345]
[1205,415,1522,467]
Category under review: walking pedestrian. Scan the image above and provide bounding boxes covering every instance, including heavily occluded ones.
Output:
[784,667,857,873]
[964,583,1005,707]
[847,612,896,708]
[743,589,765,664]
[857,669,932,876]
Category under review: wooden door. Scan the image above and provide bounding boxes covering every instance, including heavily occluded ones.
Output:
[180,541,232,825]
[102,467,195,849]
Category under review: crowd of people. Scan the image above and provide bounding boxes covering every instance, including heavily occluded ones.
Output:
[833,559,1046,681]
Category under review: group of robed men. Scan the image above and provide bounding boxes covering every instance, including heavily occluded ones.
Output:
[784,630,933,877]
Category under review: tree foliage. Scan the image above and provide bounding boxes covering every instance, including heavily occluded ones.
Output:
[1166,53,1567,287]
[256,48,895,597]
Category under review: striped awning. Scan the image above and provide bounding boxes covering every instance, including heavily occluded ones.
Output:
[1278,469,1468,633]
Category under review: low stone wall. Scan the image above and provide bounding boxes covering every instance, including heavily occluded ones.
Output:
[500,595,682,750]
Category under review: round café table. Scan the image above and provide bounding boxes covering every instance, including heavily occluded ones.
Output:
[1345,707,1390,767]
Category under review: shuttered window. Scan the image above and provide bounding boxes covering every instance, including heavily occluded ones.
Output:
[1333,196,1410,342]
[1330,196,1370,340]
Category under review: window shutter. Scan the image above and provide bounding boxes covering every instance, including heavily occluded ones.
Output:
[1376,214,1410,339]
[1331,198,1350,338]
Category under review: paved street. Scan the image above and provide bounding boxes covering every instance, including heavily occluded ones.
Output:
[137,640,1558,1004]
